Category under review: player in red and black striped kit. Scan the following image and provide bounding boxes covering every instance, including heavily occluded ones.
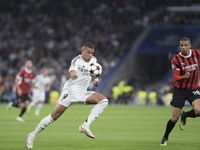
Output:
[7,60,35,122]
[161,37,200,146]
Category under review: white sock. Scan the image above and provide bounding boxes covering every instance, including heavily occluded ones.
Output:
[84,99,108,127]
[30,115,54,138]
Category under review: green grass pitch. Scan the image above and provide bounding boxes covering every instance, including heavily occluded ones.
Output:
[0,104,199,150]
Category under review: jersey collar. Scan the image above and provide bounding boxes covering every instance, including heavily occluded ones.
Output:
[179,49,191,58]
[25,68,32,74]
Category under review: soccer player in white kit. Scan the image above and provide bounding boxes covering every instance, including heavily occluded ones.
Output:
[28,68,51,116]
[26,42,109,148]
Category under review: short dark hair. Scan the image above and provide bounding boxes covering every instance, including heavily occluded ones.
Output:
[180,37,191,43]
[83,42,95,49]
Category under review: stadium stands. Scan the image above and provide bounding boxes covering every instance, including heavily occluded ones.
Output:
[0,0,200,103]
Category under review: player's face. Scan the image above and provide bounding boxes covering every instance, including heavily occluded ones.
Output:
[81,46,94,62]
[25,60,33,70]
[179,40,191,56]
[43,68,49,76]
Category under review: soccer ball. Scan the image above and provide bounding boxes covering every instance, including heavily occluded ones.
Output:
[88,63,102,77]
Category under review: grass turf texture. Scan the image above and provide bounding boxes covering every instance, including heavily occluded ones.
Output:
[0,104,200,150]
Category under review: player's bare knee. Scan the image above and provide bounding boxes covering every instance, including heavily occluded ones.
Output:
[19,103,25,108]
[171,115,179,122]
[25,102,29,108]
[194,108,200,115]
[171,117,178,123]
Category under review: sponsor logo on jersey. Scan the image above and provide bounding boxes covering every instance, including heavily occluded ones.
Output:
[81,65,90,75]
[185,64,198,71]
[24,78,31,83]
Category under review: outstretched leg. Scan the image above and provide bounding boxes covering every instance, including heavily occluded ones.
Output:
[79,93,109,139]
[180,99,200,130]
[26,104,67,148]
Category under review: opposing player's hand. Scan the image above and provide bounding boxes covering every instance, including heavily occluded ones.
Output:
[184,70,190,79]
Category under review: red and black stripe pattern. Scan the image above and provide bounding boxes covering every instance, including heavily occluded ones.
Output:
[172,49,200,90]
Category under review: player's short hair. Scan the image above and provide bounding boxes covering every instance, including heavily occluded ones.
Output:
[180,37,191,43]
[83,42,95,49]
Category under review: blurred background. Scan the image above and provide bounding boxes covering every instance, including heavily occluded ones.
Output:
[1,0,200,106]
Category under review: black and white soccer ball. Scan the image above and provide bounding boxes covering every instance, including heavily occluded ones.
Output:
[88,63,102,77]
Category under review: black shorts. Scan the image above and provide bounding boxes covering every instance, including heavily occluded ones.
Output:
[16,93,31,103]
[171,87,200,109]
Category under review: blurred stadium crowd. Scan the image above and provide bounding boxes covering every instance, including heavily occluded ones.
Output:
[0,0,200,103]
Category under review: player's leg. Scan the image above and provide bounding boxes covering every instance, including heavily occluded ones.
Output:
[34,92,46,116]
[79,92,109,139]
[26,103,67,148]
[16,100,29,122]
[28,92,37,111]
[15,94,26,122]
[7,93,20,109]
[192,98,200,115]
[27,101,35,111]
[85,92,108,126]
[28,91,40,112]
[161,107,181,146]
[26,90,70,148]
[180,99,200,129]
[179,92,200,130]
[35,101,43,116]
[17,94,31,122]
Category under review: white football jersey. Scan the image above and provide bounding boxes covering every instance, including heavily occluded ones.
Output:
[62,55,97,93]
[34,74,51,92]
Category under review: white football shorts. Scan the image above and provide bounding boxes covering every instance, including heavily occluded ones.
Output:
[32,90,46,103]
[57,89,95,107]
